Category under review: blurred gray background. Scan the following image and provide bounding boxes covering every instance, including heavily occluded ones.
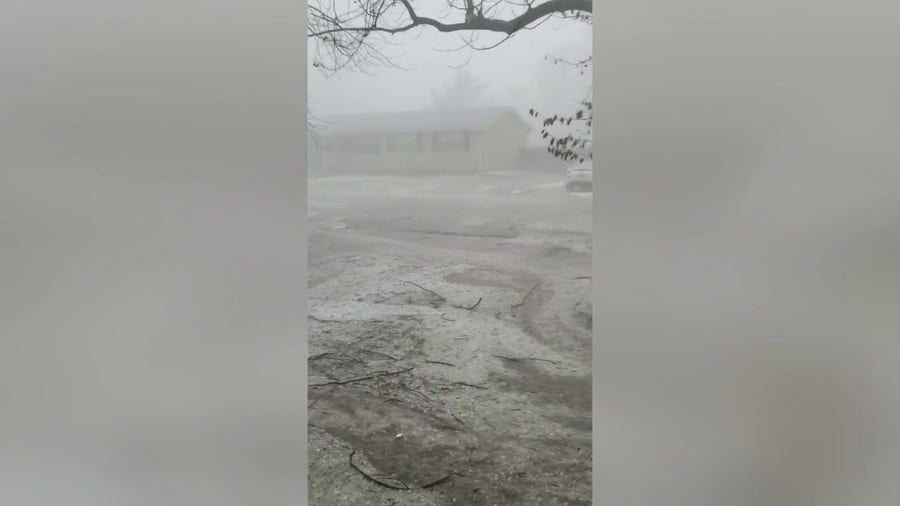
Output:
[1,1,306,505]
[595,1,900,505]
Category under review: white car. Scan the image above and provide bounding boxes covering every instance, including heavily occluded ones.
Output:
[565,165,593,192]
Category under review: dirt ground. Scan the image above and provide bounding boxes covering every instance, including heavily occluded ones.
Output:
[308,172,592,505]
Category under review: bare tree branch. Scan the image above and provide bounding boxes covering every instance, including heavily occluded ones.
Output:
[309,0,591,73]
[309,0,594,163]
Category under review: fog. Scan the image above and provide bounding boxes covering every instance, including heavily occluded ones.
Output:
[308,12,591,130]
[307,4,593,503]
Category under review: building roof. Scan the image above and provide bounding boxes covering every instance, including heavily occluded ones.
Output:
[320,107,530,136]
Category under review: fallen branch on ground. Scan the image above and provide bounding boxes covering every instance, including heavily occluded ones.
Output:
[309,367,415,388]
[346,346,398,361]
[425,360,456,367]
[409,389,435,405]
[309,315,345,323]
[452,381,488,390]
[308,387,336,408]
[348,450,410,490]
[574,276,592,280]
[511,283,541,309]
[351,332,376,344]
[399,377,436,405]
[335,347,364,363]
[403,281,446,302]
[420,472,462,489]
[348,450,461,491]
[308,352,357,364]
[455,297,482,310]
[494,354,559,364]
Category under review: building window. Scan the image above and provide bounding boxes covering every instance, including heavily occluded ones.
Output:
[338,133,380,154]
[432,131,469,151]
[387,132,422,152]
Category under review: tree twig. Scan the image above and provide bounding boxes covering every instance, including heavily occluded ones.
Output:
[348,450,461,490]
[348,450,411,490]
[335,347,364,363]
[309,315,345,323]
[308,387,336,408]
[452,381,488,390]
[309,367,415,388]
[420,471,462,489]
[346,345,398,361]
[425,360,456,367]
[449,413,466,426]
[403,281,446,301]
[458,297,482,310]
[511,282,541,309]
[494,354,559,364]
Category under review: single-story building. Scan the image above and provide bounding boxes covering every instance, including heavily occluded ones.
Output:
[316,107,532,174]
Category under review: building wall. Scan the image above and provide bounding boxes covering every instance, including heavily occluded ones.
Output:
[478,115,531,172]
[323,132,479,174]
[322,114,530,174]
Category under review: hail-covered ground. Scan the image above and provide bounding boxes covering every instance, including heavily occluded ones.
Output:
[308,170,592,505]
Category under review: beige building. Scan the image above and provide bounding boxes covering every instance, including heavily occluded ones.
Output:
[318,107,531,174]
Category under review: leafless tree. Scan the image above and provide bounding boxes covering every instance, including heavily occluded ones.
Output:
[309,0,592,162]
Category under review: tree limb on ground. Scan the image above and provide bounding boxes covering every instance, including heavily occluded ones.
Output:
[511,282,541,309]
[404,281,483,310]
[308,386,337,408]
[453,297,482,310]
[494,354,559,364]
[309,315,346,323]
[345,345,398,361]
[451,381,488,390]
[403,280,446,302]
[348,449,462,490]
[309,367,415,388]
[425,360,456,367]
[335,347,365,363]
[348,450,411,490]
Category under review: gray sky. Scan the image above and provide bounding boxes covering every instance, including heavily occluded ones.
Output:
[307,11,592,122]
